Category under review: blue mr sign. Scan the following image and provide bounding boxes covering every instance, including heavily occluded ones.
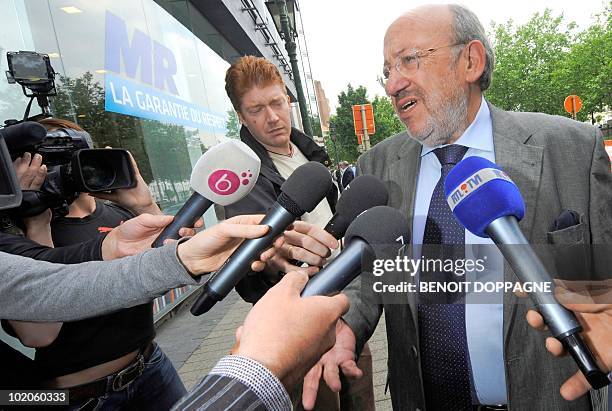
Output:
[105,11,178,95]
[103,11,226,133]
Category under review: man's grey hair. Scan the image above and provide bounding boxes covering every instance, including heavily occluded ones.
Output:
[448,4,495,90]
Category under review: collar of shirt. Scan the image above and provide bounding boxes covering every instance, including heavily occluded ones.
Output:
[419,96,493,159]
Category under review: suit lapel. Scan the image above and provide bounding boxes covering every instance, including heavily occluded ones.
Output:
[490,105,544,343]
[386,136,422,327]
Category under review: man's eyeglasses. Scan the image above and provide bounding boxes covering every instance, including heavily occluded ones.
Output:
[379,43,466,87]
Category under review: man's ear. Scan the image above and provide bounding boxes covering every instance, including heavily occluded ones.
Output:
[464,40,486,86]
[236,110,246,126]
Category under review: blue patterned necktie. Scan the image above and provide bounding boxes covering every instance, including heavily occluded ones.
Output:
[418,144,473,410]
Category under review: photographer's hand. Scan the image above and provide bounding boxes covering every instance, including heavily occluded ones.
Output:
[101,213,196,259]
[177,214,272,275]
[91,151,162,216]
[526,280,612,400]
[13,152,46,190]
[13,153,53,246]
[231,271,350,390]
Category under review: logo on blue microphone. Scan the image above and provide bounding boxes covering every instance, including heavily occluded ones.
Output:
[448,168,512,210]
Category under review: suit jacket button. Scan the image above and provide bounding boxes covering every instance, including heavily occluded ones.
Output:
[411,345,418,358]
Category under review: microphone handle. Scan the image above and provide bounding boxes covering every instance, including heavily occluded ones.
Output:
[487,216,609,389]
[152,194,213,248]
[190,203,296,315]
[301,238,371,297]
[562,334,610,389]
[486,216,581,337]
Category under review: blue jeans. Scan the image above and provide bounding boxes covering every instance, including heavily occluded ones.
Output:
[67,344,186,411]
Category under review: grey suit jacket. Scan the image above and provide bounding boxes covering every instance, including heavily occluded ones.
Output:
[343,103,612,411]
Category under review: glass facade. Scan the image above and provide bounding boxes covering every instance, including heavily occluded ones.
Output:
[1,0,239,222]
[1,0,242,319]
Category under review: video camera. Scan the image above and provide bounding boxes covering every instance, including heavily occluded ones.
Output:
[2,51,136,217]
[0,133,21,211]
[1,122,136,216]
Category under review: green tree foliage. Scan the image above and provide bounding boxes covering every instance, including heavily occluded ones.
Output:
[50,72,194,203]
[371,95,405,146]
[309,114,323,137]
[554,8,612,119]
[327,84,368,164]
[51,72,154,182]
[226,109,240,138]
[486,6,611,121]
[486,9,575,115]
[325,84,405,163]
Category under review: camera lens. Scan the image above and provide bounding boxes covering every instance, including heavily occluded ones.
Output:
[81,157,116,190]
[74,149,134,192]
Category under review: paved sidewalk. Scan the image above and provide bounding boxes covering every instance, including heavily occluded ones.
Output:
[156,290,392,409]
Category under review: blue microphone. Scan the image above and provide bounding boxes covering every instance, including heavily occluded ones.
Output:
[445,156,609,390]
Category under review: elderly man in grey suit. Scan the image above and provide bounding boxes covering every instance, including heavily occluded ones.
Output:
[302,4,612,411]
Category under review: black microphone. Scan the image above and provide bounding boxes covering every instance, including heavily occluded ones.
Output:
[0,121,47,154]
[446,157,610,390]
[302,206,409,297]
[152,140,261,247]
[324,175,389,239]
[191,161,333,315]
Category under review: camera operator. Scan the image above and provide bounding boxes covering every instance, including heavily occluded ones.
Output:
[11,151,53,246]
[3,118,188,410]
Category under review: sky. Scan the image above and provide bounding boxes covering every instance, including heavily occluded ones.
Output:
[298,0,608,112]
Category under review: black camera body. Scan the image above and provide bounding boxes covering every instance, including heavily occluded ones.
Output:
[2,50,136,217]
[0,134,22,211]
[2,122,136,216]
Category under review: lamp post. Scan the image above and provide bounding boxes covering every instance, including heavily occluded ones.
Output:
[265,0,313,136]
[328,122,342,188]
[328,122,340,167]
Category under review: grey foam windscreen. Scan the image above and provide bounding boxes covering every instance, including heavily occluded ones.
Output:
[0,121,47,153]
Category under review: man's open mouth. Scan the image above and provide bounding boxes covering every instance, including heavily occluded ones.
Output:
[401,99,417,112]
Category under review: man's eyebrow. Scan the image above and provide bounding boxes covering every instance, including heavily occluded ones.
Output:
[384,47,407,65]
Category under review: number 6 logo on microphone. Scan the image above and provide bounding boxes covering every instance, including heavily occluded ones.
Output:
[208,169,241,195]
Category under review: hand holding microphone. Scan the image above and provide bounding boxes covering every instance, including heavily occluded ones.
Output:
[152,140,261,247]
[300,206,409,410]
[273,174,389,274]
[526,281,612,399]
[445,156,610,390]
[190,161,333,315]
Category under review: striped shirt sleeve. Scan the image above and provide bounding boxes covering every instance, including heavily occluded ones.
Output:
[172,356,292,411]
